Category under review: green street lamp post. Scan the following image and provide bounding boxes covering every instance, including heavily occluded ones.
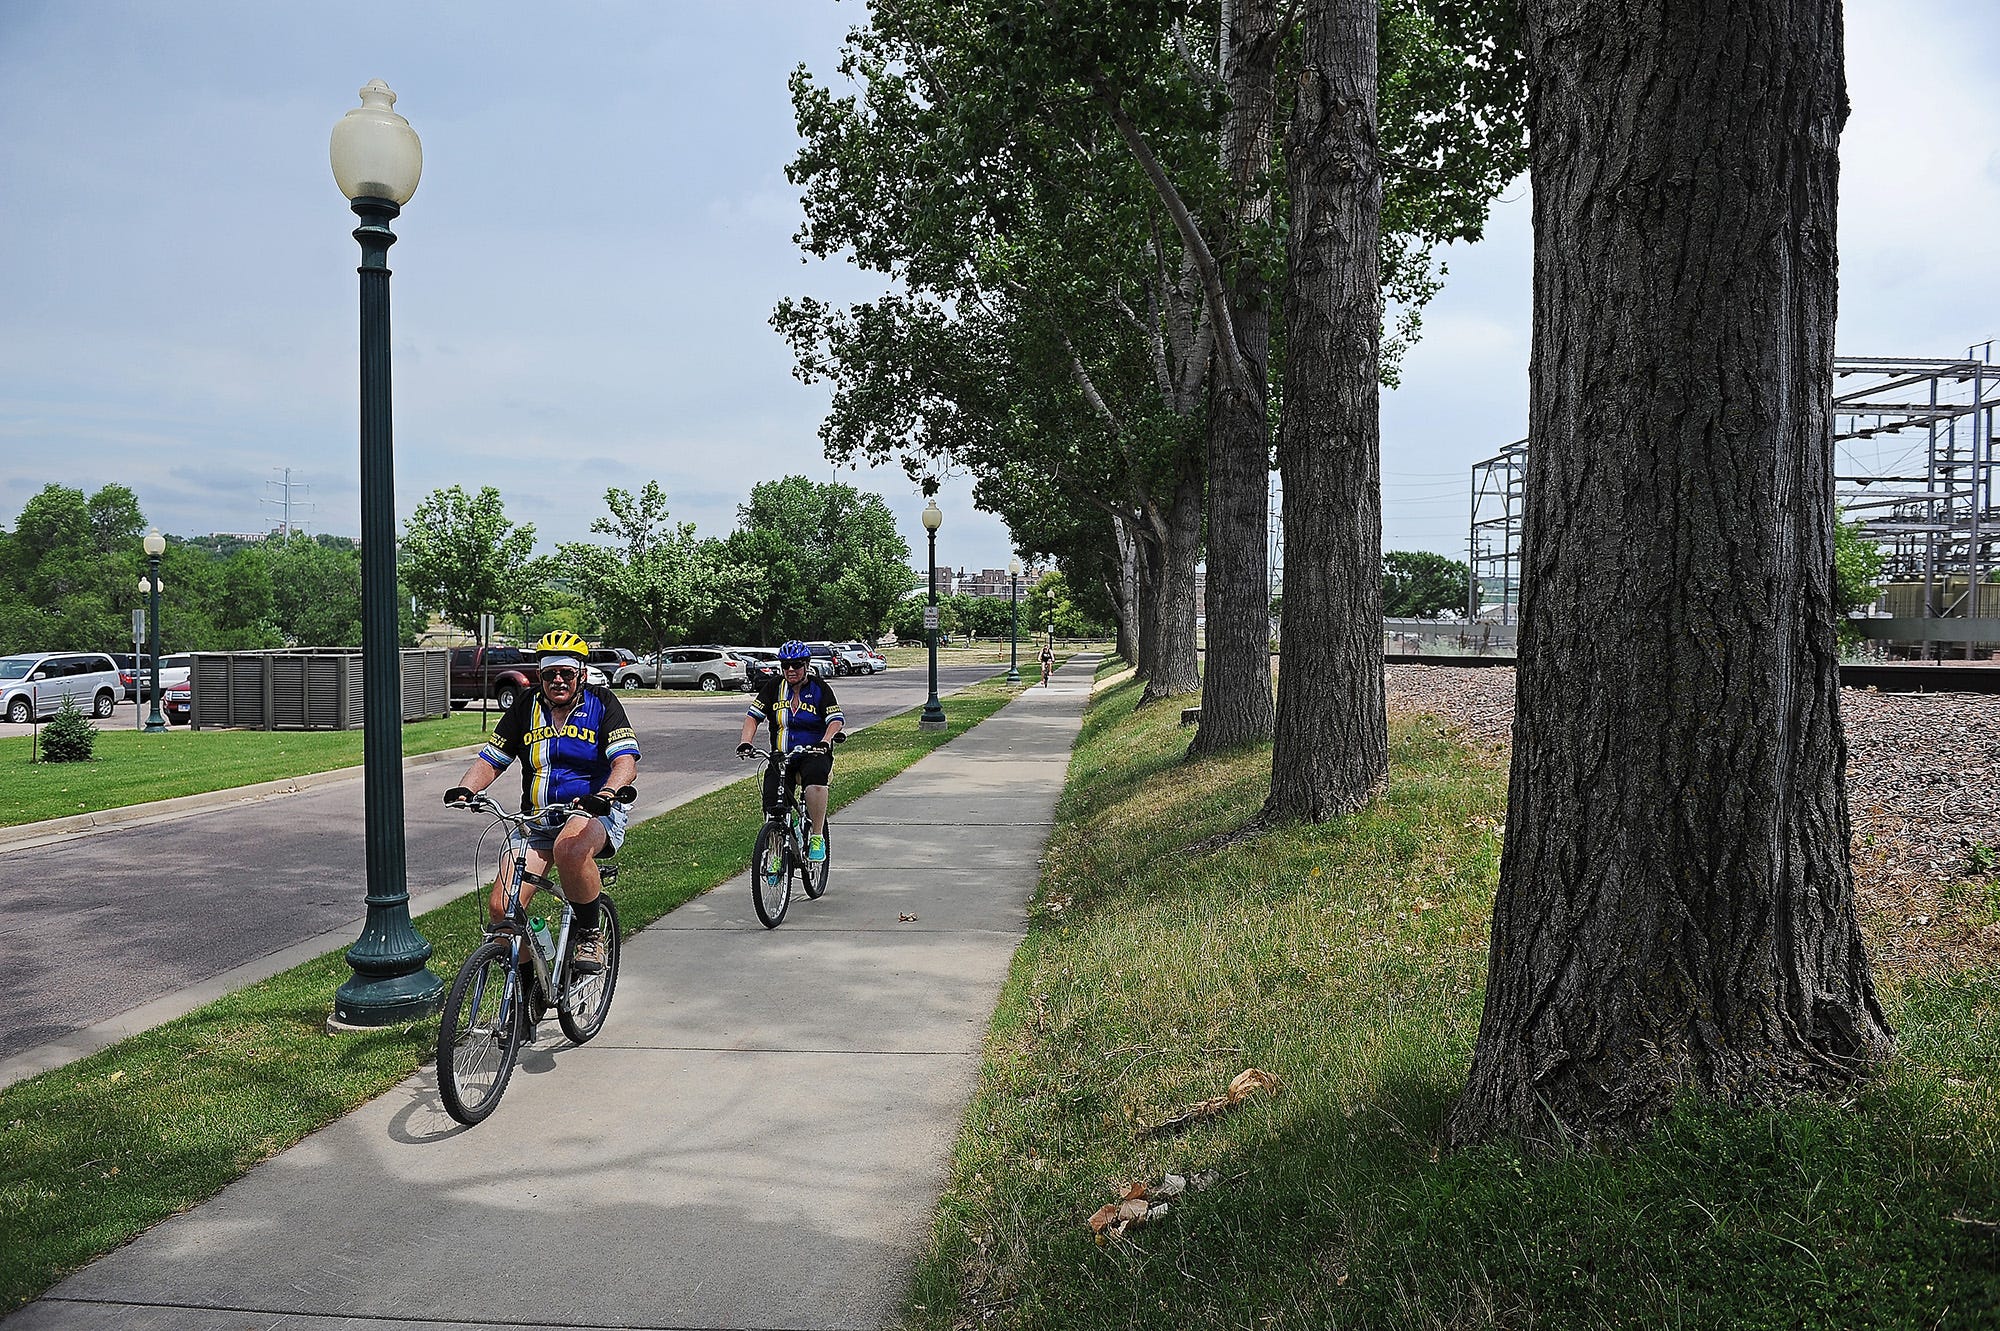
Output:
[140,528,167,733]
[920,498,947,730]
[1005,557,1021,684]
[328,79,442,1029]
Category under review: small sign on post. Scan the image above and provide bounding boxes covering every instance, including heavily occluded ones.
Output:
[923,606,940,631]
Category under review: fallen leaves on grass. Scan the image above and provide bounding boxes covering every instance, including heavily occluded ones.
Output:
[1135,1068,1278,1141]
[1086,1171,1219,1244]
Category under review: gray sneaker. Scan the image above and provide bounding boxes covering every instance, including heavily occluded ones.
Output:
[571,928,606,974]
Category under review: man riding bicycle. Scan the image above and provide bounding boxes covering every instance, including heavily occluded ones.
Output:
[444,630,639,972]
[736,639,844,862]
[1039,642,1054,685]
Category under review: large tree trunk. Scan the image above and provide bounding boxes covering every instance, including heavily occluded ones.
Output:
[1110,511,1140,665]
[1265,0,1386,820]
[1190,0,1279,756]
[1138,467,1205,704]
[1450,0,1891,1146]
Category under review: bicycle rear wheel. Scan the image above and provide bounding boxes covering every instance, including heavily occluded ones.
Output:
[751,818,791,928]
[803,821,832,899]
[558,896,621,1044]
[437,939,522,1126]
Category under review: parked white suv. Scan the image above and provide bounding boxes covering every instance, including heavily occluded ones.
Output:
[0,651,124,722]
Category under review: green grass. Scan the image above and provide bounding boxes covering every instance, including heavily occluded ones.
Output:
[0,675,1021,1314]
[0,712,495,828]
[903,673,2000,1330]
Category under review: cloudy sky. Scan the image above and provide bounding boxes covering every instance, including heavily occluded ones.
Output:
[3,1,1995,576]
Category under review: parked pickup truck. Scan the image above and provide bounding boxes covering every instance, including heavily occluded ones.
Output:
[449,646,537,710]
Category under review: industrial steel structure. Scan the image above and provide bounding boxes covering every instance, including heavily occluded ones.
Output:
[1466,437,1527,622]
[1467,347,2000,645]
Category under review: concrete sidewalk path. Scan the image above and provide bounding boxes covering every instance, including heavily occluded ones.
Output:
[6,655,1101,1331]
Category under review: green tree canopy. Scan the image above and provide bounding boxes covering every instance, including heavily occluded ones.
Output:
[559,482,720,666]
[724,477,917,643]
[1833,516,1885,618]
[1024,569,1110,638]
[1381,550,1471,619]
[0,483,147,652]
[399,486,546,636]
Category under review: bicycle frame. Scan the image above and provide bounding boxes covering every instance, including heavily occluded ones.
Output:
[755,748,810,863]
[463,795,590,1026]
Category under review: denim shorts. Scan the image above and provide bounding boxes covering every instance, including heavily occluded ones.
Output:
[527,801,628,855]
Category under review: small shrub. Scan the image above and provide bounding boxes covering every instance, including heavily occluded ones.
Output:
[40,699,97,763]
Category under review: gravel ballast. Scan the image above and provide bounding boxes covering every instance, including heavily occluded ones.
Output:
[1385,663,2000,982]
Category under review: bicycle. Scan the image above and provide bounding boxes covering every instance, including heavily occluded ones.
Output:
[1040,654,1053,686]
[742,742,838,929]
[435,786,635,1126]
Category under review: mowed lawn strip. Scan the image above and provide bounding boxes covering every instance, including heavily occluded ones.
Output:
[0,712,494,828]
[904,670,2000,1330]
[0,675,1019,1314]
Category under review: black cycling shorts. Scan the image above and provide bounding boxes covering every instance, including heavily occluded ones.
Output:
[763,747,833,813]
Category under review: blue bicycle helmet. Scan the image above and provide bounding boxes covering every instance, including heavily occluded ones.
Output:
[777,640,812,662]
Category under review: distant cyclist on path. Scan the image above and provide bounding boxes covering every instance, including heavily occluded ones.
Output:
[1039,642,1054,686]
[736,639,844,862]
[444,630,639,972]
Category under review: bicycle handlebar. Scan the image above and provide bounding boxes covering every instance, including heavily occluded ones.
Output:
[446,785,636,829]
[739,741,837,763]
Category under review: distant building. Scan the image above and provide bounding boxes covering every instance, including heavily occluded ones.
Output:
[960,567,1009,598]
[912,564,960,597]
[960,565,1049,598]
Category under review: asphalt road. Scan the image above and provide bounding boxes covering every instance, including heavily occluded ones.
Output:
[2,664,1000,1065]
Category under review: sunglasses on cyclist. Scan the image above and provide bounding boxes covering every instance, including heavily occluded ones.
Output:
[540,666,581,684]
[782,662,808,671]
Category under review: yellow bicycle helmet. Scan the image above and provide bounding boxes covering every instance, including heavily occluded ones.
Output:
[533,629,589,663]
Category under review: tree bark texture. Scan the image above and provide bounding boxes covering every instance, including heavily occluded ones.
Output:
[1265,0,1387,821]
[1190,0,1279,755]
[1111,512,1140,666]
[1450,0,1891,1145]
[1138,461,1206,703]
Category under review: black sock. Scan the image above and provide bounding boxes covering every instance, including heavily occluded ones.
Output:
[574,898,601,931]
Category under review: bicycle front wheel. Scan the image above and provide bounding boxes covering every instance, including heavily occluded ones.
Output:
[751,818,791,928]
[558,896,621,1044]
[803,821,832,899]
[437,939,522,1126]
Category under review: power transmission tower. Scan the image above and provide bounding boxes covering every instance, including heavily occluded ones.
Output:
[262,468,316,540]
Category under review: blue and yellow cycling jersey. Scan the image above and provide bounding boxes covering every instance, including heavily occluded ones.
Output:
[747,675,842,752]
[479,684,641,811]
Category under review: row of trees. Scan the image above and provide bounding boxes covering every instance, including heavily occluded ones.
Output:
[0,483,412,655]
[778,0,1889,1146]
[776,0,1523,791]
[0,474,1113,663]
[395,475,930,657]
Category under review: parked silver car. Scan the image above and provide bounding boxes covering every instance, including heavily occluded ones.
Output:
[615,646,747,692]
[0,651,124,722]
[833,644,879,675]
